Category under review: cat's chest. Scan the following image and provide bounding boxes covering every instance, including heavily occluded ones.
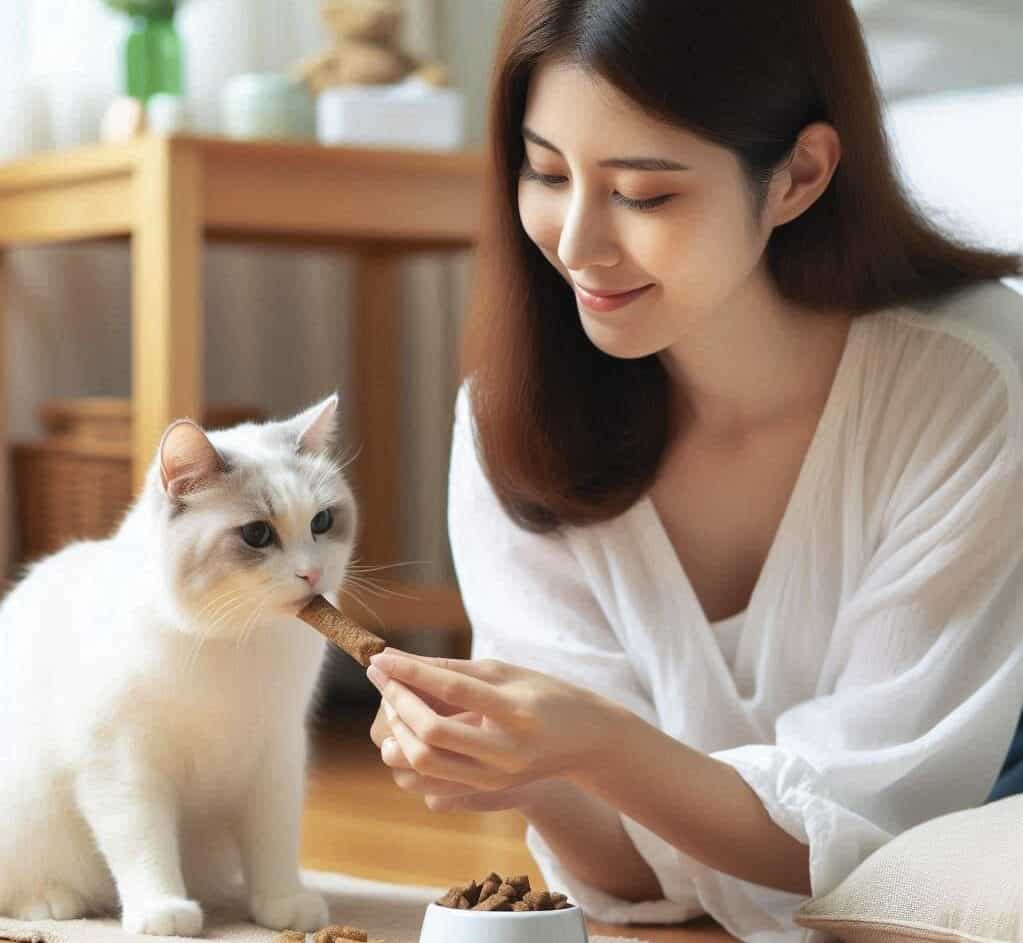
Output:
[142,652,282,794]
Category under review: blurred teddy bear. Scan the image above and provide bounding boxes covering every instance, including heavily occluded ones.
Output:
[295,0,449,94]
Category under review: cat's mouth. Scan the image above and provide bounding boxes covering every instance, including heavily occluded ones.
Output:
[286,592,321,615]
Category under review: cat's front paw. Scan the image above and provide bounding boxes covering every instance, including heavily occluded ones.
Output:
[121,896,204,936]
[249,889,328,932]
[15,886,89,921]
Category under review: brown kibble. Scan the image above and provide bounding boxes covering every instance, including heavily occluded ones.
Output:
[335,928,369,942]
[297,595,386,667]
[312,926,369,943]
[506,875,531,896]
[477,879,500,903]
[523,890,553,911]
[434,872,572,912]
[472,893,512,912]
[437,888,463,909]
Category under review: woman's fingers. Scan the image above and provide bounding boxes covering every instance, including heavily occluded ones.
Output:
[378,678,518,764]
[390,768,478,797]
[375,648,504,682]
[369,702,392,749]
[368,653,515,722]
[385,703,501,790]
[381,736,413,770]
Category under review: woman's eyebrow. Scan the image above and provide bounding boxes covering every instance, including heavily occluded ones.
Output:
[522,126,690,172]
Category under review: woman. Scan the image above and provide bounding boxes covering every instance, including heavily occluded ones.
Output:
[365,1,1023,939]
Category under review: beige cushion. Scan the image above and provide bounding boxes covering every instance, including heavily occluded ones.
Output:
[793,795,1023,943]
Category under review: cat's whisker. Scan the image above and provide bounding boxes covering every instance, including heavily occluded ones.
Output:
[186,593,252,674]
[346,559,429,574]
[237,584,278,649]
[336,442,363,476]
[184,592,242,673]
[194,596,248,634]
[193,586,251,625]
[343,574,418,601]
[194,589,251,641]
[339,585,385,631]
[230,583,274,651]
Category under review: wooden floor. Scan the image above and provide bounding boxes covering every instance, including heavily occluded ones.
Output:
[300,701,536,889]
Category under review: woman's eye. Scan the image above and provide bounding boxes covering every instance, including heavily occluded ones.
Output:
[523,162,673,211]
[241,521,274,548]
[311,509,333,535]
[520,163,567,187]
[613,192,675,211]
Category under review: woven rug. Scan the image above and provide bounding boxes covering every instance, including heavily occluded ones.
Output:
[0,869,644,943]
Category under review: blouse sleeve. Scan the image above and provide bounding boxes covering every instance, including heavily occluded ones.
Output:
[446,385,705,923]
[696,369,1023,938]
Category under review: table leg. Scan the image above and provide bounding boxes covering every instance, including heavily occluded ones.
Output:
[353,251,399,567]
[131,137,203,494]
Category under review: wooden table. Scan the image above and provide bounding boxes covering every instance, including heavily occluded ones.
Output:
[0,134,483,582]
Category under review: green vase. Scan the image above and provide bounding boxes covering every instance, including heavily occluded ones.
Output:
[124,11,183,102]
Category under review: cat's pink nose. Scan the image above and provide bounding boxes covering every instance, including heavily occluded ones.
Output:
[296,568,322,589]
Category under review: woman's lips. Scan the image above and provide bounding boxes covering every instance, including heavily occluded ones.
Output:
[574,282,654,313]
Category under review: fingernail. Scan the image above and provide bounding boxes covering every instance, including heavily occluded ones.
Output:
[366,665,385,688]
[370,652,393,671]
[383,701,397,721]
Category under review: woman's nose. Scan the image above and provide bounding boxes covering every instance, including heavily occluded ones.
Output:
[558,195,620,272]
[296,568,322,589]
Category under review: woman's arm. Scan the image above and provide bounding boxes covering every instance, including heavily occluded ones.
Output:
[517,778,662,902]
[574,704,811,898]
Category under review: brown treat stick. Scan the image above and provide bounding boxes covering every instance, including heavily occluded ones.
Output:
[297,595,386,667]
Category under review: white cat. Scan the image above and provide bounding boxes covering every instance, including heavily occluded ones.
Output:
[0,394,359,937]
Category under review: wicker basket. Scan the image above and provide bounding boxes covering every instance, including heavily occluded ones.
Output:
[13,398,264,563]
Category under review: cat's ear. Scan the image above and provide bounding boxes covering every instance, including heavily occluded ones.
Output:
[293,393,340,456]
[159,420,226,500]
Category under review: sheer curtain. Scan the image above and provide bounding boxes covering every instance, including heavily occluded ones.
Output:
[0,0,500,583]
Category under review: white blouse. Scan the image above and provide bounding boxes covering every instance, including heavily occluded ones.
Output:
[446,281,1023,943]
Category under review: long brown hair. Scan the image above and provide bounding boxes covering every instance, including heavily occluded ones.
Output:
[462,0,1022,533]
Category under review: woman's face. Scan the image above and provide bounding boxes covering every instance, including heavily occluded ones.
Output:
[518,59,776,360]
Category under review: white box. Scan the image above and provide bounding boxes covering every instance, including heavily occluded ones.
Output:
[316,79,464,151]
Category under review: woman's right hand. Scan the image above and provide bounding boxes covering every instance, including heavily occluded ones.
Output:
[370,697,567,814]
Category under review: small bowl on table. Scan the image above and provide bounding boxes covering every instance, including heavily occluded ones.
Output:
[418,901,590,943]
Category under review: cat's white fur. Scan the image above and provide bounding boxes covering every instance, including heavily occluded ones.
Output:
[0,395,359,936]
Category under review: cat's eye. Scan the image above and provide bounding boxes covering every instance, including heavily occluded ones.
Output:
[311,509,333,536]
[241,521,274,548]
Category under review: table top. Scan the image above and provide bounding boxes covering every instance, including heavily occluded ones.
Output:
[0,133,484,249]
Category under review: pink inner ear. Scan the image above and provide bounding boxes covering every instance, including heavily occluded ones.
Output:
[160,421,224,498]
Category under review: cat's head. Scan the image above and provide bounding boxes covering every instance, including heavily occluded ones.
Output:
[149,394,358,638]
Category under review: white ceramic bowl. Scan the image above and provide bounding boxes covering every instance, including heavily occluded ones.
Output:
[418,901,590,943]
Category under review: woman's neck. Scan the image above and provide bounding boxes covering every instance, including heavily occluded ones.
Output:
[659,270,854,443]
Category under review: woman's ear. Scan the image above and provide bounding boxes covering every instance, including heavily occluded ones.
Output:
[766,122,842,228]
